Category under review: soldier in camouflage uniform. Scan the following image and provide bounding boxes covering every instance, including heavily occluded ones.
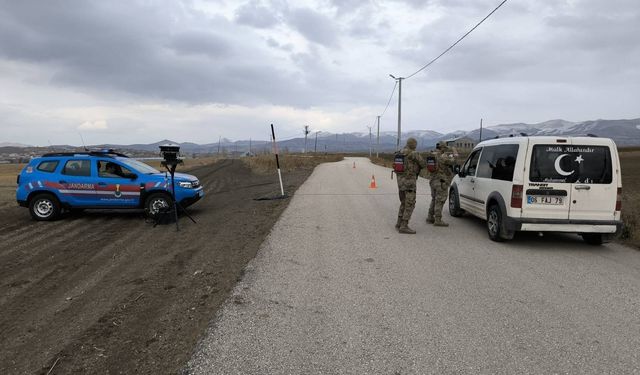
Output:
[396,137,426,234]
[427,142,456,227]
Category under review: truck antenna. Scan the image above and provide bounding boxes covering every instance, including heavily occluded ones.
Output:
[79,132,88,151]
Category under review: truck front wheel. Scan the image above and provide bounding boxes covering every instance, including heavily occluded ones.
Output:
[29,193,61,221]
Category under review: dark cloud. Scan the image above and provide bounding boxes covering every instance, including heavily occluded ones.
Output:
[0,0,375,108]
[286,7,339,47]
[168,31,231,58]
[235,0,281,28]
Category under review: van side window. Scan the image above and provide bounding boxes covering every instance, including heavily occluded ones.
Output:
[62,160,91,177]
[477,144,519,181]
[462,149,482,176]
[529,145,612,184]
[37,160,59,173]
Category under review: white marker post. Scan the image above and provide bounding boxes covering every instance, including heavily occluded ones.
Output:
[271,124,285,196]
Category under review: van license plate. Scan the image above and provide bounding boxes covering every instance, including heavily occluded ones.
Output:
[527,195,564,205]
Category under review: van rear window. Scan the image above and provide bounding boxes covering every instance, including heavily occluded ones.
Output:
[529,145,612,184]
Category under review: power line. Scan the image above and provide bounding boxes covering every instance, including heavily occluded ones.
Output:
[380,80,398,118]
[405,0,508,80]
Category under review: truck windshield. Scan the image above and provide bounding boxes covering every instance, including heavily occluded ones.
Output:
[529,145,612,184]
[117,158,161,174]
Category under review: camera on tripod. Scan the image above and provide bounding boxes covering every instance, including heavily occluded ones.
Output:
[155,143,196,230]
[159,144,183,168]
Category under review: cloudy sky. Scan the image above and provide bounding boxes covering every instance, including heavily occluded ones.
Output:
[1,0,638,145]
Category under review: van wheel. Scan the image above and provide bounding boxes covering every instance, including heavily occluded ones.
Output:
[29,193,61,221]
[487,204,506,242]
[582,233,604,246]
[145,193,173,217]
[448,189,464,217]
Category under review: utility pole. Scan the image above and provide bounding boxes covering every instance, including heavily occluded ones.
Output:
[390,75,404,150]
[479,118,483,142]
[368,126,372,158]
[303,125,310,153]
[249,138,252,155]
[376,115,380,158]
[217,136,221,154]
[314,131,319,153]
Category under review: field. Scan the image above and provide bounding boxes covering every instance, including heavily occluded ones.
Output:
[0,163,22,207]
[619,150,640,248]
[371,150,640,249]
[0,155,340,374]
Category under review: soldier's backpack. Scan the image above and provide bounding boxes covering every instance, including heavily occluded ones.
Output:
[426,155,437,173]
[393,152,405,173]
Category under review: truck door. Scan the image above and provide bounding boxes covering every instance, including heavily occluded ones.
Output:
[58,159,97,205]
[523,141,572,220]
[567,140,617,221]
[94,160,141,207]
[456,148,483,217]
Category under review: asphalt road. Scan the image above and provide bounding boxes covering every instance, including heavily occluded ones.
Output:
[188,157,640,374]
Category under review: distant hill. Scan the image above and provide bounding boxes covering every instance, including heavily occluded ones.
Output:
[2,118,639,157]
[0,142,32,148]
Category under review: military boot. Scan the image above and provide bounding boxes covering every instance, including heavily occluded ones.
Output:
[433,217,449,227]
[426,215,435,224]
[395,216,403,230]
[398,220,416,234]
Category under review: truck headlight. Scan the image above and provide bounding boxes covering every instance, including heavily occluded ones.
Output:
[178,181,193,188]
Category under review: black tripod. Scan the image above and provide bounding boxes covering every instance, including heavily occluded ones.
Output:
[162,160,196,231]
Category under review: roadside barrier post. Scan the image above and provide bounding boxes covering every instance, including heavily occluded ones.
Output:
[271,124,285,197]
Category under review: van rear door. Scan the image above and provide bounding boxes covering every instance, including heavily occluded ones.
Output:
[566,139,617,221]
[523,140,572,220]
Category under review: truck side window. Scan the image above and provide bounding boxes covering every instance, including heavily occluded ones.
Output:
[62,160,91,177]
[98,161,134,178]
[477,144,519,181]
[37,160,59,173]
[463,149,482,176]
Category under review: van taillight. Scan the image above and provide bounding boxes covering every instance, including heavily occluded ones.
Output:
[616,187,622,211]
[511,185,523,208]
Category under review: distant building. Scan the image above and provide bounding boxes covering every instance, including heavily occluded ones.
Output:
[445,137,476,152]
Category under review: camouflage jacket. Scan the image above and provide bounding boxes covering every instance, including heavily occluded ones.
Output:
[396,147,426,191]
[430,150,456,182]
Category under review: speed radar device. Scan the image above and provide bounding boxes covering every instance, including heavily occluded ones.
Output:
[160,144,182,168]
[157,144,196,231]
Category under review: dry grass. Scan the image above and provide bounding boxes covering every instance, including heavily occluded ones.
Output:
[244,153,344,174]
[619,149,640,248]
[0,164,23,207]
[143,156,222,171]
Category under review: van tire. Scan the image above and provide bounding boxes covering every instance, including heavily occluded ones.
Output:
[582,233,604,246]
[145,192,173,218]
[29,193,61,221]
[487,204,507,242]
[449,189,464,217]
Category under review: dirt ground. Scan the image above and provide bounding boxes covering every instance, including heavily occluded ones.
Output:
[0,159,314,374]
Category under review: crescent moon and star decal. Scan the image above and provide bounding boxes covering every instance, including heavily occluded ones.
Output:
[553,154,584,176]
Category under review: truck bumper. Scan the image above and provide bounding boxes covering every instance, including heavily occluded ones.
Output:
[179,190,203,208]
[505,217,623,235]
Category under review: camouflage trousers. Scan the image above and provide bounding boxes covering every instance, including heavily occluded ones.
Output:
[429,179,448,220]
[397,190,417,221]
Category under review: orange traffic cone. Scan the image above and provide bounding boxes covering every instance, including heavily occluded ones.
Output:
[369,175,377,189]
[353,161,356,169]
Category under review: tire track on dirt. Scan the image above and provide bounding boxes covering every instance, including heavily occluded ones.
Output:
[0,158,320,374]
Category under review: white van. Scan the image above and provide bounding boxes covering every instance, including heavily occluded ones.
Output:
[448,136,622,244]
